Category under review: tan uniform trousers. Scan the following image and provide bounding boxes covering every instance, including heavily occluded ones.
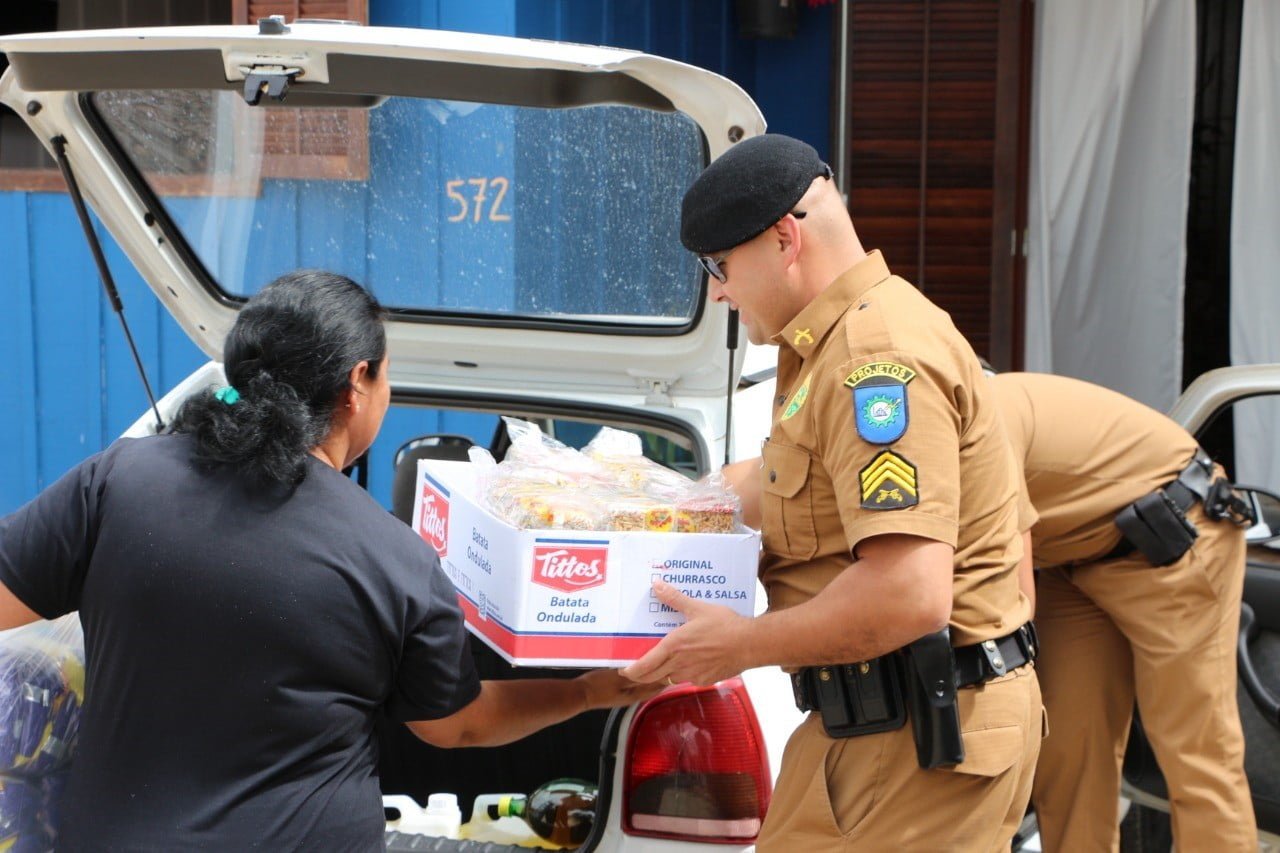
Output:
[757,665,1041,852]
[1032,504,1256,852]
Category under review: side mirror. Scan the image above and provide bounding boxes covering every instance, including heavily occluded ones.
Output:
[1242,487,1280,545]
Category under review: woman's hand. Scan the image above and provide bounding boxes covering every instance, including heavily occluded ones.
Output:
[576,668,666,711]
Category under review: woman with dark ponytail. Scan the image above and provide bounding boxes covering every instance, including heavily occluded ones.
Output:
[0,270,655,851]
[173,268,391,485]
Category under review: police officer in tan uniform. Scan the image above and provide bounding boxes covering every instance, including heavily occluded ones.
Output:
[622,134,1043,851]
[990,371,1257,852]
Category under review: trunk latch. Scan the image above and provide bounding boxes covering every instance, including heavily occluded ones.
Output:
[242,65,299,105]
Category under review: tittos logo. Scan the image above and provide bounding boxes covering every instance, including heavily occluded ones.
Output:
[417,481,450,558]
[531,542,608,592]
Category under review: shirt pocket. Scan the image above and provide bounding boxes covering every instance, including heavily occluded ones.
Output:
[761,442,819,560]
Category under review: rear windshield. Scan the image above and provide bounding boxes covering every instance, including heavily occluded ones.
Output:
[92,89,705,327]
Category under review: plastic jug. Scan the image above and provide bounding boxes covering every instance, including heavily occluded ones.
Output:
[383,792,462,839]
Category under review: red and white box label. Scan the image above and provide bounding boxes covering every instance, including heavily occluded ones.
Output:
[415,473,450,558]
[531,541,609,593]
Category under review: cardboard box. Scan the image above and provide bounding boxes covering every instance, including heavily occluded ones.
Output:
[412,460,761,668]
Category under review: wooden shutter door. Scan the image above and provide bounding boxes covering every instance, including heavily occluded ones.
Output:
[232,0,370,181]
[835,0,1032,368]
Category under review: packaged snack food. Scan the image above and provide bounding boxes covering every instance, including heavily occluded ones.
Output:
[478,420,741,533]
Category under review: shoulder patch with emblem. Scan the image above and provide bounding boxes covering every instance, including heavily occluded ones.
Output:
[859,451,919,510]
[844,361,916,445]
[781,372,812,421]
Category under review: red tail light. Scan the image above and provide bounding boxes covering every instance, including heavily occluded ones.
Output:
[622,677,771,843]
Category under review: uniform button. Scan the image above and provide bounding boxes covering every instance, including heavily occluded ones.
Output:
[858,662,871,675]
[983,640,997,651]
[992,656,1005,669]
[769,470,777,483]
[818,668,831,682]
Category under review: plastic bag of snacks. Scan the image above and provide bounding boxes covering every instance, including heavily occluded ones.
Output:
[0,615,84,852]
[476,420,741,533]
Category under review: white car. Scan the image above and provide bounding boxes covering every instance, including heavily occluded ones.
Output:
[16,20,1272,852]
[0,19,805,852]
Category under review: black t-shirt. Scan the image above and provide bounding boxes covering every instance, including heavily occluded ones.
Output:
[0,434,480,851]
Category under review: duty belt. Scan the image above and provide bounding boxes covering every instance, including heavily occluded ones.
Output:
[1168,448,1217,508]
[790,622,1038,713]
[1102,448,1255,564]
[953,622,1039,688]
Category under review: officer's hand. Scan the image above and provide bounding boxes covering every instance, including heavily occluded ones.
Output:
[620,581,754,687]
[575,668,666,710]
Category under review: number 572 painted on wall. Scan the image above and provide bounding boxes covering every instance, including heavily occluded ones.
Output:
[445,177,512,223]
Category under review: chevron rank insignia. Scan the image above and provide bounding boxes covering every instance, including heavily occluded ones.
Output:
[844,362,916,445]
[859,451,919,510]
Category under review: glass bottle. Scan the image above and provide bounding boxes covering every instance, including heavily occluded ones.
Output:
[494,778,598,847]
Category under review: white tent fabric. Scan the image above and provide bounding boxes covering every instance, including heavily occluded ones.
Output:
[1024,0,1195,411]
[1230,0,1280,492]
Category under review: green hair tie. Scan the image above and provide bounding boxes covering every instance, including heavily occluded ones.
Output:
[214,386,241,405]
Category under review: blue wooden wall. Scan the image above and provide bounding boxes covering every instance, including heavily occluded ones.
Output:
[0,0,831,514]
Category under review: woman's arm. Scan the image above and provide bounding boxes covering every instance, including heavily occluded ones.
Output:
[404,669,662,748]
[0,583,42,631]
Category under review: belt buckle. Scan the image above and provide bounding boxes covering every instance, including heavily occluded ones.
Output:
[980,638,1008,678]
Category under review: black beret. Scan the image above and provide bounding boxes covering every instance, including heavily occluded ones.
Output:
[680,134,832,255]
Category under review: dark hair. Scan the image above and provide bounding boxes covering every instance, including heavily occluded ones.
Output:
[172,270,387,485]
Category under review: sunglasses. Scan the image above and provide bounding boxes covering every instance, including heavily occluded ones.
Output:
[697,209,809,284]
[697,248,735,284]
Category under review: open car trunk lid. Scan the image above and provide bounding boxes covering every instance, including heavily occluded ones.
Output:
[0,23,765,423]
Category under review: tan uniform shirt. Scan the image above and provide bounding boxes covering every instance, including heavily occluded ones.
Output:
[989,372,1199,567]
[759,252,1029,646]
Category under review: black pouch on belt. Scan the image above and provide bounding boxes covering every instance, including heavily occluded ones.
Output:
[902,629,965,769]
[1114,489,1198,566]
[806,657,908,739]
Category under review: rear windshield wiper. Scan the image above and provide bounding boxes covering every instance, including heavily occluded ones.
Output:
[51,136,165,433]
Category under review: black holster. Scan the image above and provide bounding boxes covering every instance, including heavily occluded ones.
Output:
[793,630,965,769]
[902,629,965,768]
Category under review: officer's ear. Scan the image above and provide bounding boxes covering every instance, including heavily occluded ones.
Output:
[773,213,803,269]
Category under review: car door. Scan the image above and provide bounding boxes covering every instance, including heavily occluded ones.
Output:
[1121,364,1280,846]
